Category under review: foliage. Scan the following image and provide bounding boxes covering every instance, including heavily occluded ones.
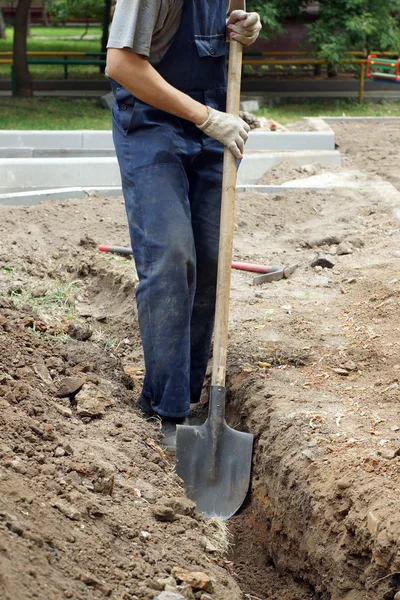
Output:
[247,0,400,64]
[47,0,106,25]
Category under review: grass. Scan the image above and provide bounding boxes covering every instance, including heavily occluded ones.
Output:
[257,98,400,124]
[0,25,103,80]
[0,97,111,129]
[11,280,80,318]
[2,96,400,130]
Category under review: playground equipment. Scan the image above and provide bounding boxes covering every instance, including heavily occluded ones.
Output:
[366,54,400,83]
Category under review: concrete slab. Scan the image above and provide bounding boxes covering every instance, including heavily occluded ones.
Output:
[0,150,341,190]
[237,150,341,185]
[0,127,335,152]
[245,131,335,152]
[0,131,83,149]
[0,157,121,189]
[0,186,122,207]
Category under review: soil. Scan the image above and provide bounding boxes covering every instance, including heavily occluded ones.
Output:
[0,122,400,600]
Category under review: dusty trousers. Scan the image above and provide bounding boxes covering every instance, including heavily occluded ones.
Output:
[110,0,227,418]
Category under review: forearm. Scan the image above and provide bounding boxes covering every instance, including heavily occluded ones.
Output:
[106,48,208,126]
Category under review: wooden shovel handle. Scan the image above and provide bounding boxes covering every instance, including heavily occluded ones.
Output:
[211,39,243,387]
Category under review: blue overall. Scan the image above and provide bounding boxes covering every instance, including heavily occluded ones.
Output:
[110,0,228,418]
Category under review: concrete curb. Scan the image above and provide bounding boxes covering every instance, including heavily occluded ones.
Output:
[0,126,336,152]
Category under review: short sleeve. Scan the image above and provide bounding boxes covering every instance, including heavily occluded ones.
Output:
[107,0,162,57]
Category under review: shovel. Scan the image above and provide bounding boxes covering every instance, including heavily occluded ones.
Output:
[175,1,253,520]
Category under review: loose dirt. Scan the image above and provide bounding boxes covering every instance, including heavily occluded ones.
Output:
[0,121,400,600]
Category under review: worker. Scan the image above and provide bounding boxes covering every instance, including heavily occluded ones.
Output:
[106,1,261,452]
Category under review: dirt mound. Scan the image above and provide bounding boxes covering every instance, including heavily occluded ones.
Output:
[257,161,322,185]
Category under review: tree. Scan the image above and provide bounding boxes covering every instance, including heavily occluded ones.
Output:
[0,9,6,39]
[13,0,33,97]
[100,0,112,72]
[247,0,400,65]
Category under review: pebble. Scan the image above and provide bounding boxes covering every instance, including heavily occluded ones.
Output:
[336,241,353,256]
[54,447,66,457]
[391,425,399,432]
[378,449,396,460]
[333,368,350,376]
[67,323,93,342]
[394,593,400,600]
[57,376,85,398]
[79,572,111,596]
[171,568,214,594]
[154,593,186,600]
[54,403,73,418]
[311,253,335,269]
[152,504,176,523]
[53,500,81,521]
[75,384,113,418]
[31,286,48,298]
[337,478,352,490]
[6,517,23,536]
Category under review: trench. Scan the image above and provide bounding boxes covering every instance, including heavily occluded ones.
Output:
[219,373,400,600]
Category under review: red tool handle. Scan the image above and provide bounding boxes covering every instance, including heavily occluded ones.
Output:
[231,261,279,274]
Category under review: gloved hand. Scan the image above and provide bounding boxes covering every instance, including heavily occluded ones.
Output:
[197,106,250,159]
[227,11,262,47]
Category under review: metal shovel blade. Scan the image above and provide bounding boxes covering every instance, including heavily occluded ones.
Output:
[175,386,253,520]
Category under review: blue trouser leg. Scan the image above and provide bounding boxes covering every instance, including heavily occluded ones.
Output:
[123,162,197,419]
[188,141,223,403]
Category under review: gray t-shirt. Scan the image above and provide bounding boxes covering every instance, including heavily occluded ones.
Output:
[107,0,184,66]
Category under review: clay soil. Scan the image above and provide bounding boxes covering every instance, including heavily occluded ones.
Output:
[0,122,400,600]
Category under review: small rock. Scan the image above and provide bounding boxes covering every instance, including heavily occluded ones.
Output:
[54,403,73,417]
[6,517,23,536]
[200,595,213,600]
[346,278,357,284]
[336,241,353,256]
[31,286,48,298]
[166,497,196,517]
[140,530,151,540]
[154,593,186,600]
[333,368,350,376]
[394,592,400,600]
[391,425,399,432]
[342,360,357,371]
[203,538,218,553]
[311,253,335,269]
[154,577,177,591]
[337,478,352,490]
[34,362,53,385]
[79,572,111,596]
[153,504,176,522]
[378,449,396,460]
[53,501,81,521]
[367,510,380,536]
[79,235,97,248]
[55,447,66,457]
[75,384,113,418]
[67,323,93,342]
[393,251,400,258]
[171,568,214,594]
[57,376,85,398]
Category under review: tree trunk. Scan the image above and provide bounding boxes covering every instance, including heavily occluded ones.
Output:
[13,0,33,97]
[100,0,112,73]
[0,9,6,39]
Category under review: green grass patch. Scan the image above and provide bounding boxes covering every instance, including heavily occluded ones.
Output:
[0,97,111,129]
[0,26,103,80]
[257,98,400,123]
[11,281,80,319]
[2,97,400,130]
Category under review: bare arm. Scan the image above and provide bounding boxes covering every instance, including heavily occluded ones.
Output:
[106,48,208,126]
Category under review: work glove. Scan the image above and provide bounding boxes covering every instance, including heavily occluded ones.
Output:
[227,11,262,47]
[197,106,250,159]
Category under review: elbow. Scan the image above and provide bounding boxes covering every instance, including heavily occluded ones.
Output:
[106,49,122,80]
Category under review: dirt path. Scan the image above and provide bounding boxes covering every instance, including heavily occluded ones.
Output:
[0,122,400,600]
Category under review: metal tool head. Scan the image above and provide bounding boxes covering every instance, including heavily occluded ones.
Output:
[175,387,253,520]
[228,0,246,13]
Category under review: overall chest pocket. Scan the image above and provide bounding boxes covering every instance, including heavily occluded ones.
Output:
[193,35,228,59]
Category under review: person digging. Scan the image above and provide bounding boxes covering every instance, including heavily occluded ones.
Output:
[106,0,262,452]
